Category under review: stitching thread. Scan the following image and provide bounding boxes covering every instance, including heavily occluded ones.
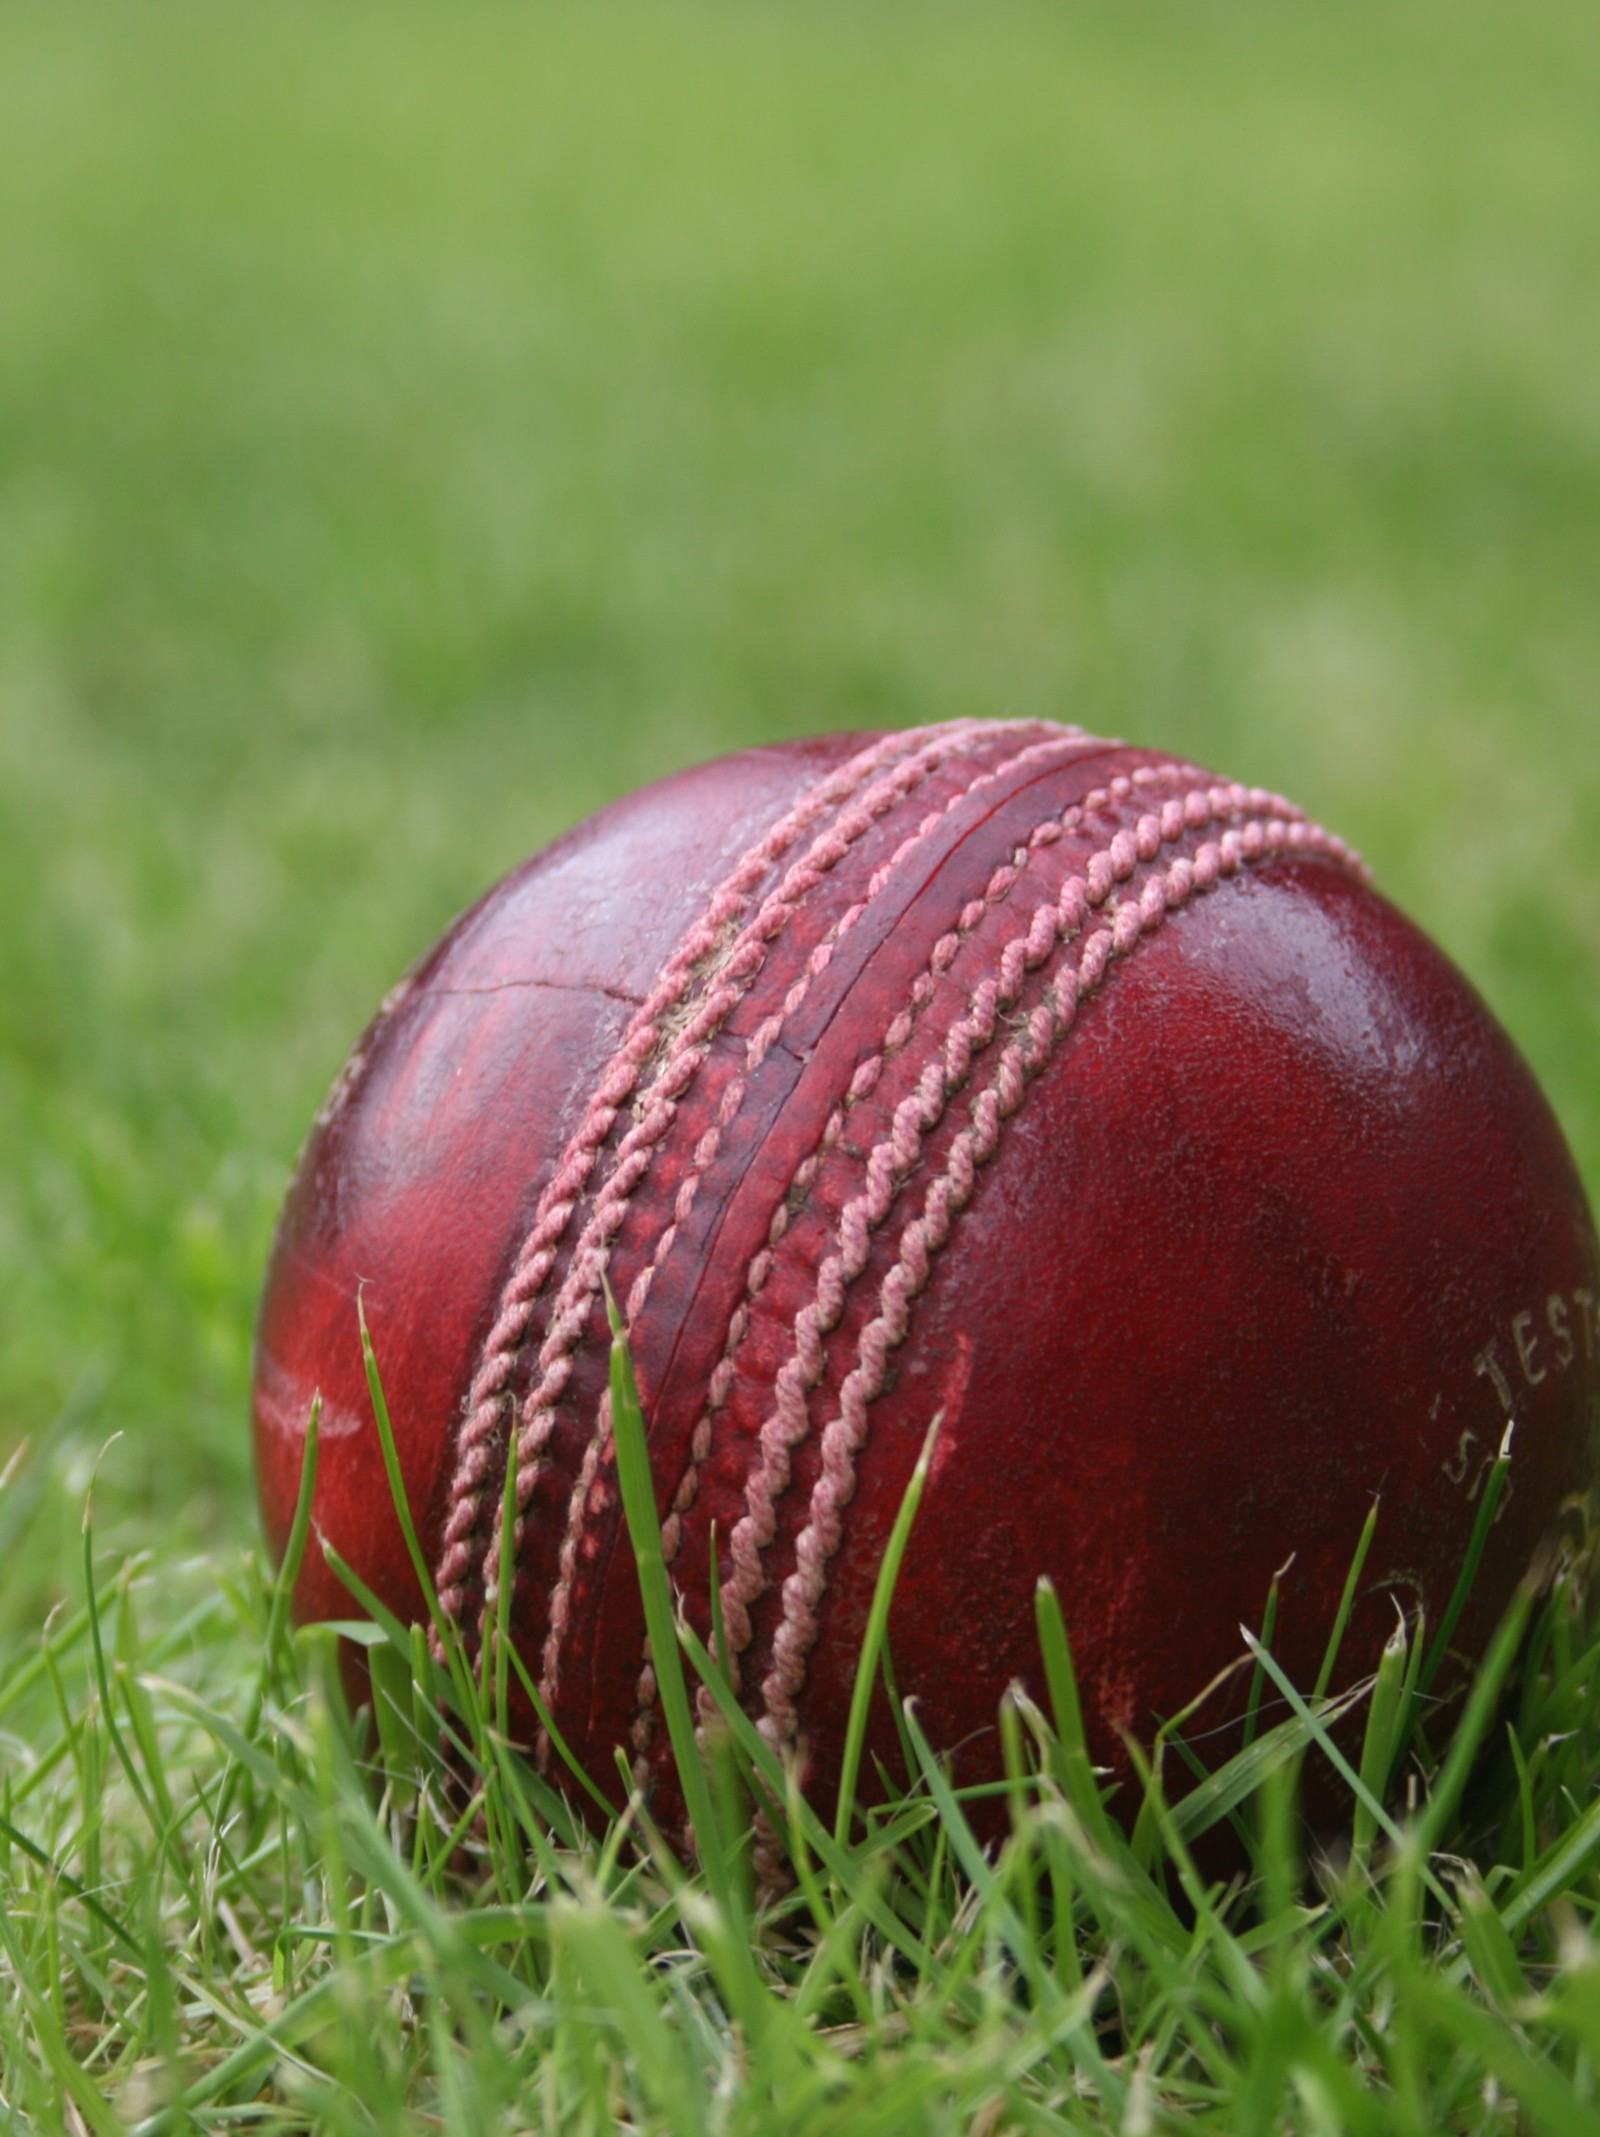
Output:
[530,728,1103,1730]
[433,721,982,1633]
[623,762,1223,1768]
[491,723,1053,1652]
[754,800,1359,1763]
[448,719,1063,1651]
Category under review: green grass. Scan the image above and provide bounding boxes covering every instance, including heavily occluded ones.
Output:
[3,0,1600,2125]
[4,1323,1600,2131]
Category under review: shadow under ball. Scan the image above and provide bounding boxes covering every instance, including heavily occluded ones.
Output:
[253,720,1600,1830]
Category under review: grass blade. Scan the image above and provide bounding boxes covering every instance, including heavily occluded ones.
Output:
[1313,1495,1381,1702]
[1034,1579,1120,1855]
[604,1285,767,2042]
[834,1408,941,1850]
[1407,1423,1515,1742]
[358,1296,441,1627]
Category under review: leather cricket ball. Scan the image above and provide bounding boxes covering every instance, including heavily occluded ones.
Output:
[254,720,1600,1831]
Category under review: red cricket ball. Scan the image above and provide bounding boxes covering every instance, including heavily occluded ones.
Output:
[254,720,1600,1833]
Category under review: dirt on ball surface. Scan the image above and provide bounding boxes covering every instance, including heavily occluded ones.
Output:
[254,720,1600,1833]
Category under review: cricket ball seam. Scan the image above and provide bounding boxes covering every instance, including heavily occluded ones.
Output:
[621,779,1359,1774]
[713,777,1209,1677]
[755,804,1362,1760]
[531,727,1119,1719]
[432,723,932,1628]
[480,720,1061,1647]
[619,763,1193,1765]
[435,718,1045,1635]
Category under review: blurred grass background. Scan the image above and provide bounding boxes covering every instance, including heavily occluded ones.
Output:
[2,0,1597,1610]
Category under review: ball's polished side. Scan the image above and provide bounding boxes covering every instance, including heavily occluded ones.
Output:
[254,721,1600,1826]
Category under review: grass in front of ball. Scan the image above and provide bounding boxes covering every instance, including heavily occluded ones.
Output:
[3,1329,1599,2132]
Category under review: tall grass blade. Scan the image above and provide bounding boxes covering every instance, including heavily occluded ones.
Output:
[1416,1572,1537,1856]
[606,1289,723,1885]
[263,1393,321,1679]
[604,1285,763,2040]
[358,1296,440,1626]
[1034,1578,1119,1855]
[834,1408,941,1850]
[1352,1608,1409,1873]
[1411,1423,1514,1727]
[0,1807,137,1955]
[1313,1495,1381,1701]
[1242,1554,1290,1749]
[358,1301,486,1740]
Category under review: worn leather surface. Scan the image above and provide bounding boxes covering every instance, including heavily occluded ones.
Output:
[254,722,1600,1831]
